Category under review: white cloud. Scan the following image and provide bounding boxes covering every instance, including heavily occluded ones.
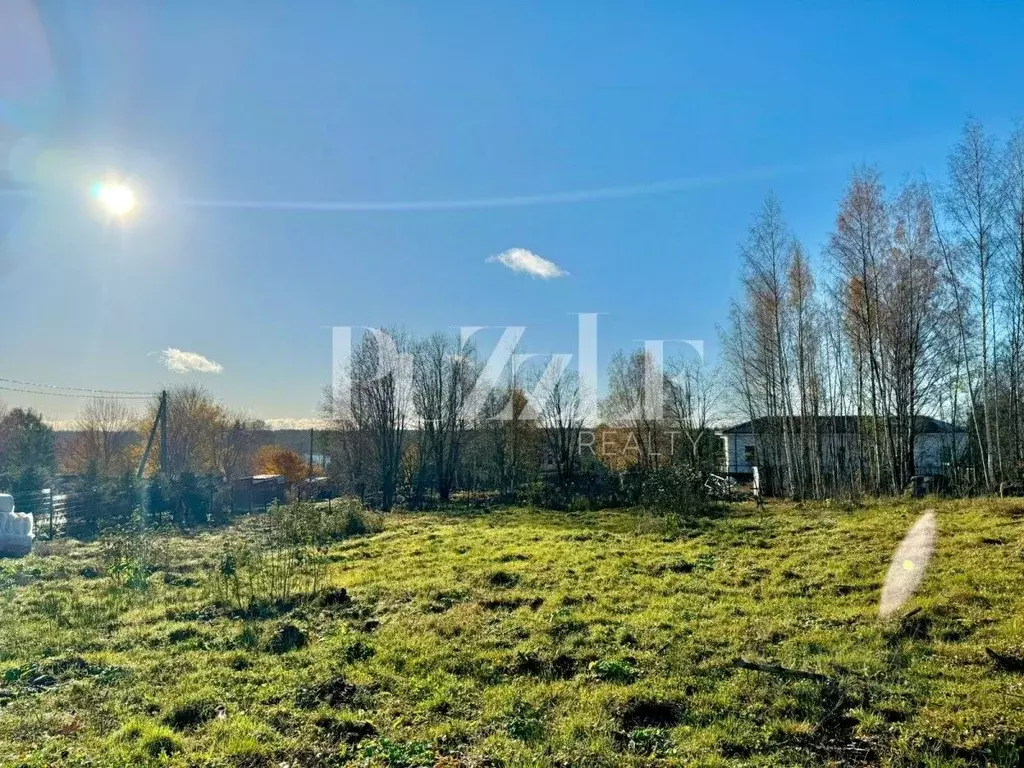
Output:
[487,247,568,279]
[161,348,224,374]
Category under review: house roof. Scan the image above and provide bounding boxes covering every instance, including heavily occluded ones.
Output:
[718,416,963,435]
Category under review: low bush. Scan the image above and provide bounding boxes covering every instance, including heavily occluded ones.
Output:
[636,463,711,515]
[525,458,625,511]
[101,516,170,595]
[206,499,382,612]
[267,498,383,547]
[526,459,712,515]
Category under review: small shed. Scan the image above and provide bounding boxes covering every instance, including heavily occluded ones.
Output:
[231,474,287,513]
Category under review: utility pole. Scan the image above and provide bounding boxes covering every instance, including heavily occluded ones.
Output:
[137,390,168,480]
[160,390,169,477]
[309,427,314,479]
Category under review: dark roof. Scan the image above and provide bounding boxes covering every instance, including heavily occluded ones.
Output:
[718,416,962,435]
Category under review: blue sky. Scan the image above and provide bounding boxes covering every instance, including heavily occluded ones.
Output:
[1,1,1023,425]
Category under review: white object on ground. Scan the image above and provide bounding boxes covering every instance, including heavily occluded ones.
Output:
[0,494,34,557]
[879,510,936,618]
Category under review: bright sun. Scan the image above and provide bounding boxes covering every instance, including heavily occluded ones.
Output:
[92,181,137,218]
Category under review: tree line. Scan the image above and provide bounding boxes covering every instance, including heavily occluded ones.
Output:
[722,117,1024,498]
[1,348,723,526]
[0,387,322,532]
[322,330,721,512]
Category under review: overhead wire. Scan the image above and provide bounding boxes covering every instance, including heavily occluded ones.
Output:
[0,378,155,396]
[0,384,154,400]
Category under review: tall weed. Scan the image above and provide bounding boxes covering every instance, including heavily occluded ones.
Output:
[207,499,381,612]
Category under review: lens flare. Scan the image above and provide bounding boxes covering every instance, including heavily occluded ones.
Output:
[880,511,936,618]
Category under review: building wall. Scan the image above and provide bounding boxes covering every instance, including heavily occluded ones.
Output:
[721,429,967,477]
[914,432,967,475]
[722,433,758,475]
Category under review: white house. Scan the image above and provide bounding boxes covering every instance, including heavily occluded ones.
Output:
[719,416,967,479]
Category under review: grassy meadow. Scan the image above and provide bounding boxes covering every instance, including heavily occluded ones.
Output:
[0,498,1022,767]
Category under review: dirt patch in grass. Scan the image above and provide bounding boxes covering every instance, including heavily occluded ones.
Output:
[425,590,467,613]
[487,570,521,588]
[613,697,685,730]
[480,596,544,611]
[506,650,585,680]
[316,587,352,607]
[264,623,308,653]
[295,676,360,709]
[313,712,377,744]
[164,697,219,730]
[167,626,204,645]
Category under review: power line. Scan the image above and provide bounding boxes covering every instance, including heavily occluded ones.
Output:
[0,377,154,395]
[0,384,153,400]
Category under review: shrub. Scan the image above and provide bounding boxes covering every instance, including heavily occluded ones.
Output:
[63,474,140,538]
[637,464,710,515]
[267,498,382,548]
[525,458,625,511]
[170,472,214,527]
[208,537,324,611]
[10,467,49,515]
[206,499,382,611]
[101,515,169,594]
[139,474,228,530]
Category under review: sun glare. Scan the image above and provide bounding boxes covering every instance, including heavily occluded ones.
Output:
[92,180,137,218]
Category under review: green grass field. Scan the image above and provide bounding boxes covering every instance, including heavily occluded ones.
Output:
[0,499,1022,767]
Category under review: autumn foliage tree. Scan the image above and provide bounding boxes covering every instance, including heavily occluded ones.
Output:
[253,445,307,484]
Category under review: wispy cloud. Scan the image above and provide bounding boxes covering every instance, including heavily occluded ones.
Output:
[487,247,568,279]
[161,348,223,374]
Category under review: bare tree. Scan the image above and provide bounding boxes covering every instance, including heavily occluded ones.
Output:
[786,242,823,496]
[725,193,799,495]
[217,415,265,482]
[70,397,137,477]
[884,179,947,485]
[828,167,896,492]
[605,349,665,470]
[479,360,538,495]
[664,356,718,469]
[724,172,958,499]
[946,118,1004,487]
[1002,123,1024,471]
[413,333,479,501]
[328,329,412,511]
[321,380,372,502]
[136,385,231,478]
[537,361,589,487]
